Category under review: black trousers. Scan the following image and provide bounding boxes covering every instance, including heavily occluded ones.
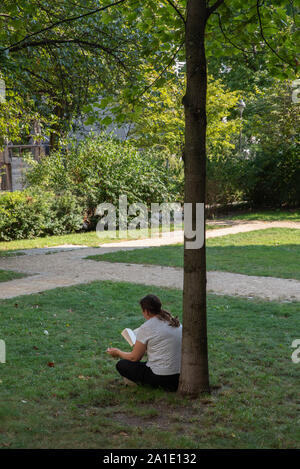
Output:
[116,359,180,392]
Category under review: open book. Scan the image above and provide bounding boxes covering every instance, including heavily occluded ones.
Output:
[121,328,140,347]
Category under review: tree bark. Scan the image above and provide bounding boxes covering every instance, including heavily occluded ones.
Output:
[179,0,210,396]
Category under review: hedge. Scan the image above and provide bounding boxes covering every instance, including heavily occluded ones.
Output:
[0,190,84,241]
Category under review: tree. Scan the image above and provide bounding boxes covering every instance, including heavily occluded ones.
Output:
[0,75,48,148]
[124,73,240,161]
[179,0,297,396]
[1,0,298,396]
[0,1,143,146]
[240,78,300,206]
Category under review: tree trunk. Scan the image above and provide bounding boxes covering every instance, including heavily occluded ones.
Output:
[179,0,210,396]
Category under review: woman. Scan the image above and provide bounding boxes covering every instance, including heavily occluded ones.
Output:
[106,294,182,391]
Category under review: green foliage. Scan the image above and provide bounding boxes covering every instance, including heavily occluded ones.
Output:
[206,1,298,80]
[0,84,48,147]
[1,1,298,214]
[205,78,300,208]
[0,190,84,241]
[206,153,244,206]
[0,1,148,143]
[0,91,24,147]
[127,75,185,156]
[241,144,300,207]
[25,133,183,229]
[240,79,300,207]
[1,0,298,146]
[206,77,241,158]
[126,74,241,160]
[117,73,242,207]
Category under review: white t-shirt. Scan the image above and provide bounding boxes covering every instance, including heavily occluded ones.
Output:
[135,316,182,376]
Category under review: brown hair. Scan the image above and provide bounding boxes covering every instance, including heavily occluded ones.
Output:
[139,294,180,328]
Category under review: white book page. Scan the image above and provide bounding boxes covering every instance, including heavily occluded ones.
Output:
[121,328,136,347]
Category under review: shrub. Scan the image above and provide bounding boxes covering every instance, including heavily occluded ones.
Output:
[24,133,183,229]
[0,190,84,241]
[206,143,300,209]
[240,143,300,207]
[206,154,244,206]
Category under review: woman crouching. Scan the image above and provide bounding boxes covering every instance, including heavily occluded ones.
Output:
[106,294,182,392]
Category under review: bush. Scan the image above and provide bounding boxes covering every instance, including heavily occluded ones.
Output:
[241,143,300,207]
[206,143,300,209]
[0,190,84,241]
[206,155,244,206]
[24,133,183,229]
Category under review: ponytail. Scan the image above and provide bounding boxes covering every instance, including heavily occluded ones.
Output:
[157,309,180,328]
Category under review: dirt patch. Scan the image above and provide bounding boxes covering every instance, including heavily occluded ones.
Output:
[110,402,205,432]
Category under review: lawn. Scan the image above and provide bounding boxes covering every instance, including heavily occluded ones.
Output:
[220,208,300,222]
[0,270,27,283]
[1,208,298,256]
[0,230,138,255]
[0,280,299,449]
[88,228,300,280]
[0,224,226,257]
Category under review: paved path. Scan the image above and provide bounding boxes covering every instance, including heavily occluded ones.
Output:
[0,221,299,301]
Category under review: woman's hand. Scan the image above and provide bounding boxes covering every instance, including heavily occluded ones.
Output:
[106,341,146,362]
[106,347,120,358]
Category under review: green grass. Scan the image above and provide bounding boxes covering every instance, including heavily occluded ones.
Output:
[0,270,27,283]
[221,208,300,222]
[0,226,181,254]
[0,281,299,448]
[0,224,224,256]
[0,231,132,254]
[0,251,25,259]
[1,207,298,255]
[88,228,300,280]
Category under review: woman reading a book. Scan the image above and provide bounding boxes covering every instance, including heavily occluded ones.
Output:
[106,294,182,392]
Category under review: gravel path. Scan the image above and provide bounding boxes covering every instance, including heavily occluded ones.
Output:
[0,220,299,301]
